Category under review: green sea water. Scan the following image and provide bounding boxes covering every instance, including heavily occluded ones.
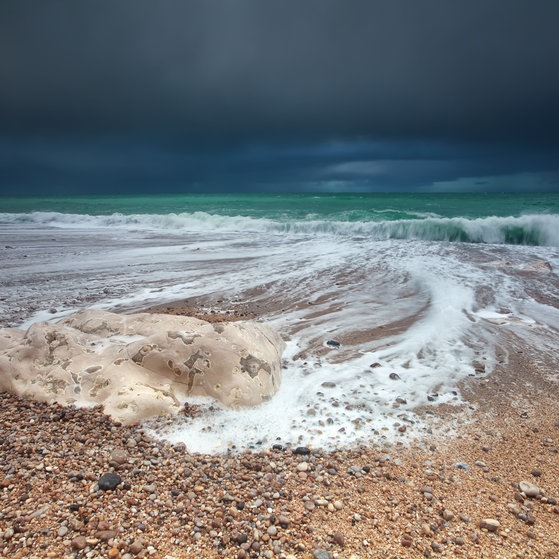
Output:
[2,192,559,246]
[2,192,559,220]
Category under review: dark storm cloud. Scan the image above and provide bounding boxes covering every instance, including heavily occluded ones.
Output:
[1,1,558,193]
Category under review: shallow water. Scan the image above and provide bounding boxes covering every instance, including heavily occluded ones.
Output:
[1,195,558,452]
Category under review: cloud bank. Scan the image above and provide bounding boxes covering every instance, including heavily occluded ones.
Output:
[1,1,558,193]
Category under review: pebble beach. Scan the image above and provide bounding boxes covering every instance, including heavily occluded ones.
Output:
[1,306,558,559]
[2,195,559,558]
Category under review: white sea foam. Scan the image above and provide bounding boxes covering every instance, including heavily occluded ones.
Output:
[1,211,559,245]
[1,212,559,452]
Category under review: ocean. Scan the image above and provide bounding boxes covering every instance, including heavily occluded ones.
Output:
[1,193,559,452]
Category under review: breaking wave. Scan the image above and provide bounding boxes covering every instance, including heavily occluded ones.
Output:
[1,211,559,246]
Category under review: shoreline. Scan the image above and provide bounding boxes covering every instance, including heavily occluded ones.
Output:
[1,304,559,557]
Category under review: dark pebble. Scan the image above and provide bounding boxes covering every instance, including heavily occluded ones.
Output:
[293,447,311,456]
[98,472,122,491]
[519,513,536,525]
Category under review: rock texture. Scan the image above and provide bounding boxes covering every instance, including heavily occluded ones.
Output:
[0,309,284,423]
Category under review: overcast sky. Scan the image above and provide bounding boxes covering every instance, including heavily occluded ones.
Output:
[1,1,558,194]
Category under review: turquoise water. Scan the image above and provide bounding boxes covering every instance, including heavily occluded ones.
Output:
[2,192,559,219]
[2,192,558,245]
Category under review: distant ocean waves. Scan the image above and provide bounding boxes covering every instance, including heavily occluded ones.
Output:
[1,210,559,246]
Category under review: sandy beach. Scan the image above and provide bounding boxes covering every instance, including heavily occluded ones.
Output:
[1,302,558,559]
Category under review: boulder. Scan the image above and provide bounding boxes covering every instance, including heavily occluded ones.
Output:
[0,309,284,424]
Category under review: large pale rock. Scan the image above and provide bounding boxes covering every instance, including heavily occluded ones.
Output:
[0,309,285,424]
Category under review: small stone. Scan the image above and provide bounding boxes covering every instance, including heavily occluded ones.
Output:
[297,462,309,472]
[519,513,536,525]
[421,523,432,536]
[71,536,87,550]
[332,531,345,546]
[129,539,145,555]
[58,526,69,537]
[98,472,122,491]
[277,515,291,527]
[108,548,120,558]
[479,518,500,532]
[293,446,311,455]
[109,448,128,466]
[96,530,117,541]
[442,509,454,521]
[401,536,413,547]
[313,549,333,559]
[389,372,400,380]
[519,480,541,498]
[508,503,522,515]
[267,526,277,537]
[531,469,542,477]
[3,527,14,541]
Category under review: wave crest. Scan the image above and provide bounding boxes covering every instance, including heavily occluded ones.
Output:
[1,211,558,246]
